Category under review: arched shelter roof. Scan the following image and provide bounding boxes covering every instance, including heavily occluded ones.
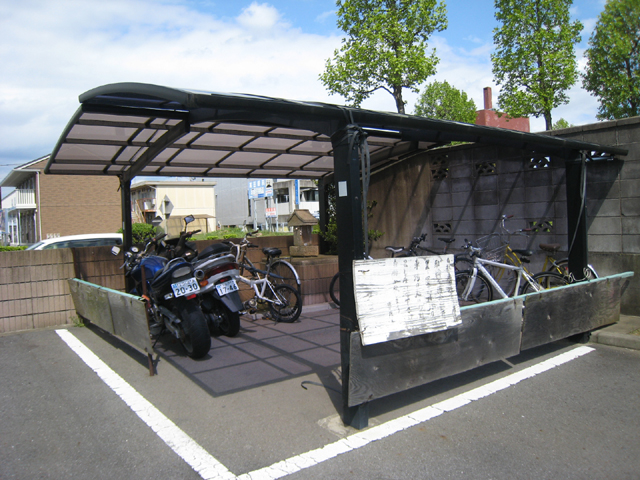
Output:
[45,82,628,180]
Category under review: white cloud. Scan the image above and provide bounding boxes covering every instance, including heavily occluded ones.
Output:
[0,0,342,180]
[236,2,286,32]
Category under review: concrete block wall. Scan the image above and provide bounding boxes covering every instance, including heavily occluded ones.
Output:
[0,249,76,333]
[369,117,639,314]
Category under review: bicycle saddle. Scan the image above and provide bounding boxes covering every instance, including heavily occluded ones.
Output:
[385,246,404,254]
[263,247,282,257]
[539,243,561,253]
[438,238,455,244]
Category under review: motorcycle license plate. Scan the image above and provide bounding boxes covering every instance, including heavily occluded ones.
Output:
[171,278,200,297]
[216,279,239,296]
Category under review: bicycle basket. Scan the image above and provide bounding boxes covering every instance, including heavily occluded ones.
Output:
[474,233,507,262]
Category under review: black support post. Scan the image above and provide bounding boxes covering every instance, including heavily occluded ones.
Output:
[120,176,134,292]
[331,125,369,429]
[565,154,589,279]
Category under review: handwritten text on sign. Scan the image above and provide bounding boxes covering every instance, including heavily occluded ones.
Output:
[353,255,462,346]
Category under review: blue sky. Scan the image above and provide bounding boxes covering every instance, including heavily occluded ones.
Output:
[0,0,607,186]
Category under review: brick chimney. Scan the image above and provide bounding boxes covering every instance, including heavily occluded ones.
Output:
[483,87,492,110]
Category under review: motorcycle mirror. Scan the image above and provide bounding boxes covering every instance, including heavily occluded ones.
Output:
[184,215,195,225]
[111,246,121,256]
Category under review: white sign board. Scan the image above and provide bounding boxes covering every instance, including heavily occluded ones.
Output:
[353,255,462,346]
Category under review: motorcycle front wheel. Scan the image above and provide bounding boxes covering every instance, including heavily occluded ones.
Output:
[173,300,211,359]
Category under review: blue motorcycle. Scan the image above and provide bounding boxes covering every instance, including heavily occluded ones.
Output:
[115,234,211,359]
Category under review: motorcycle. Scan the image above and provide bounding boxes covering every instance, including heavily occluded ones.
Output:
[155,215,244,338]
[112,233,212,359]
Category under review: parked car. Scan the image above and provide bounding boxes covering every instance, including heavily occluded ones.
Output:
[26,233,123,250]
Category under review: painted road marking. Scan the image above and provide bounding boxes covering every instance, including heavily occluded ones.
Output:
[236,345,595,480]
[57,329,594,480]
[55,329,235,480]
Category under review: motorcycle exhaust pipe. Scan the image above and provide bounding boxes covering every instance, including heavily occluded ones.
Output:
[194,269,205,281]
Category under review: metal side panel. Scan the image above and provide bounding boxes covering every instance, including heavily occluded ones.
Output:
[348,297,523,407]
[68,279,114,334]
[68,279,152,355]
[520,273,633,351]
[108,290,153,355]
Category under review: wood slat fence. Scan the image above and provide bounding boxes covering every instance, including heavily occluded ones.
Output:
[0,235,338,335]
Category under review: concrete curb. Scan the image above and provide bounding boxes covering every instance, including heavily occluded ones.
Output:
[590,315,640,350]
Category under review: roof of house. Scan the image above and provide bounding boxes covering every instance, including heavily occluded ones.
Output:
[44,82,628,182]
[1,155,50,187]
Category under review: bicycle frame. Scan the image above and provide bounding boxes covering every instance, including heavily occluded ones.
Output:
[463,255,542,300]
[235,272,280,305]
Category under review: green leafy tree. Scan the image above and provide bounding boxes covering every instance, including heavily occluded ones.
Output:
[414,81,477,123]
[552,117,573,129]
[582,0,640,120]
[320,0,447,114]
[491,0,582,130]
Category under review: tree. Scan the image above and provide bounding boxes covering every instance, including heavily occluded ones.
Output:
[552,117,573,130]
[414,81,477,123]
[582,0,640,120]
[320,0,447,114]
[491,0,582,130]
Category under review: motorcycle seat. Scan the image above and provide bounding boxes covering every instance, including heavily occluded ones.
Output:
[198,242,231,260]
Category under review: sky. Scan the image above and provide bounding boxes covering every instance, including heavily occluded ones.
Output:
[0,0,608,187]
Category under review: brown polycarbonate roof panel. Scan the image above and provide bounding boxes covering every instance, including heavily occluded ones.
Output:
[45,82,628,180]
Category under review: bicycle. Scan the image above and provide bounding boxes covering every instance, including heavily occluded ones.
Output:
[455,240,569,306]
[486,216,598,294]
[223,230,301,292]
[538,243,598,281]
[235,262,302,322]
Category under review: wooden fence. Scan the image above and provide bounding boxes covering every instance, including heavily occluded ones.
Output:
[0,235,338,335]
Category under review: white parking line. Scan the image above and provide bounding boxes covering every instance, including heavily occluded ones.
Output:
[56,328,594,480]
[55,329,235,480]
[236,345,595,480]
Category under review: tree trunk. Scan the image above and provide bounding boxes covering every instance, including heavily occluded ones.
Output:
[544,111,552,130]
[393,86,405,114]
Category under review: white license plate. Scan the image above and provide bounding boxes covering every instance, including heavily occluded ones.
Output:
[171,277,200,297]
[216,279,239,296]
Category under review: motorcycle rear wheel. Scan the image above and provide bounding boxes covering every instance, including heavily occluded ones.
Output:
[208,309,240,337]
[174,301,211,359]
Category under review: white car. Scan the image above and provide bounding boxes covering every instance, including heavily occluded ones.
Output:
[26,233,123,250]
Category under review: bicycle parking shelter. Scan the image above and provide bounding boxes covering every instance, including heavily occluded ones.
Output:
[46,82,630,428]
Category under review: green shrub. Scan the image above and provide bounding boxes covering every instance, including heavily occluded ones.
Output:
[0,246,27,252]
[117,223,158,244]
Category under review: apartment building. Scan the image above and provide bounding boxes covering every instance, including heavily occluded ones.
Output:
[1,156,121,246]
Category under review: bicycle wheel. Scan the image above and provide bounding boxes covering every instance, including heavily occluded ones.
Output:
[329,272,340,306]
[553,259,598,281]
[453,254,473,271]
[268,284,302,323]
[455,270,493,306]
[520,271,569,295]
[268,259,301,291]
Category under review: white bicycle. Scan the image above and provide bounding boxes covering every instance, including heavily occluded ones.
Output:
[455,241,569,306]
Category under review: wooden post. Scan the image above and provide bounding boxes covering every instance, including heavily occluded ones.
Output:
[565,153,589,280]
[331,124,369,429]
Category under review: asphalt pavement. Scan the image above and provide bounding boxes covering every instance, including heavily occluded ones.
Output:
[1,305,639,479]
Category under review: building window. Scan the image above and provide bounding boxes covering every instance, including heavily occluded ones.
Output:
[276,189,289,203]
[301,189,319,202]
